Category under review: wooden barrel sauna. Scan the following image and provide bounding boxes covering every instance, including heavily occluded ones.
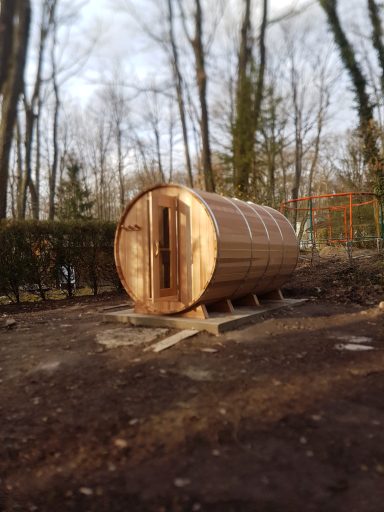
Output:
[115,184,299,316]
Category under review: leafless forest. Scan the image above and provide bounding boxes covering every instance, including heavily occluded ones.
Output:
[1,0,384,221]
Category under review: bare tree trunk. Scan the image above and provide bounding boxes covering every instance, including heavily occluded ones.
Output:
[18,1,56,219]
[254,0,268,134]
[233,0,268,199]
[266,120,276,205]
[154,123,165,182]
[0,0,31,219]
[307,76,328,196]
[15,116,23,208]
[96,119,112,220]
[19,98,34,218]
[49,71,60,219]
[48,10,60,220]
[193,0,214,192]
[307,129,322,197]
[0,0,14,91]
[117,125,125,211]
[166,0,193,187]
[99,157,105,221]
[9,161,17,218]
[233,0,253,197]
[290,61,303,229]
[134,134,150,175]
[251,0,268,202]
[280,146,288,203]
[264,86,284,206]
[180,0,214,191]
[35,95,42,216]
[168,98,174,182]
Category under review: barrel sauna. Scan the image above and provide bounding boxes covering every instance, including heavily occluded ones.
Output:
[115,184,299,317]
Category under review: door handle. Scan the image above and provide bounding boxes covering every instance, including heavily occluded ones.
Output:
[154,241,159,256]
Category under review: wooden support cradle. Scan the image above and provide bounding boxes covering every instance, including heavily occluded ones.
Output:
[176,291,283,319]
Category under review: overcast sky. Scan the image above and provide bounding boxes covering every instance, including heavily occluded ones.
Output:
[25,0,366,142]
[47,0,314,100]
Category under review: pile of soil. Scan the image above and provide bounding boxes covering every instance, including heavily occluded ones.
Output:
[283,253,384,305]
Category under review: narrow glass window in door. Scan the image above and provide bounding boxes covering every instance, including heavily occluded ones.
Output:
[159,207,171,289]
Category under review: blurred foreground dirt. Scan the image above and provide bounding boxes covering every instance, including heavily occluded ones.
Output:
[0,254,383,512]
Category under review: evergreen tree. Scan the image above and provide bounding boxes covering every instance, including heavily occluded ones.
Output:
[56,157,94,220]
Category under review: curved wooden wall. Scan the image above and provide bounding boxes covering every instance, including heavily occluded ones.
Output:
[196,191,298,305]
[115,184,298,315]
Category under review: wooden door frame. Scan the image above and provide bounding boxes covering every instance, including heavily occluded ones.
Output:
[150,190,179,302]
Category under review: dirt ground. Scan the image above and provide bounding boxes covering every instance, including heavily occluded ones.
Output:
[0,254,384,512]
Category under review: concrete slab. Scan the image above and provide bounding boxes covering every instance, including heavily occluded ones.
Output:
[102,299,306,336]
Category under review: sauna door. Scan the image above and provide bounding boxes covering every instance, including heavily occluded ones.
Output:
[151,191,178,301]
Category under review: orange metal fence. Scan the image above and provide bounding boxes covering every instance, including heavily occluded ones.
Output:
[280,192,384,248]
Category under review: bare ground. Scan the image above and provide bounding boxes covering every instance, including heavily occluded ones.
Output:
[0,254,384,512]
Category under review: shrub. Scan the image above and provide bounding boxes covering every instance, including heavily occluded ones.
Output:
[0,220,119,302]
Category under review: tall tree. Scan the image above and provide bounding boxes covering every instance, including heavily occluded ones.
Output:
[48,0,93,220]
[18,0,57,220]
[257,83,286,206]
[233,0,254,198]
[48,2,60,220]
[290,48,303,222]
[233,0,268,199]
[253,0,268,148]
[367,0,384,97]
[319,0,383,195]
[181,0,215,192]
[0,0,31,219]
[121,0,194,187]
[166,0,194,187]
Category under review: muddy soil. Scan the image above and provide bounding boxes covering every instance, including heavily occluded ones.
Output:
[0,255,383,512]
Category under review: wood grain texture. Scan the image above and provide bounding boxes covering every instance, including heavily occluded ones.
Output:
[114,184,299,315]
[115,185,217,315]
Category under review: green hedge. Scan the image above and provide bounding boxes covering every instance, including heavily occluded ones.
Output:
[0,220,121,302]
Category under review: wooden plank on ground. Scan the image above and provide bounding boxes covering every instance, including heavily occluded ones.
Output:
[149,329,198,353]
[99,303,132,312]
